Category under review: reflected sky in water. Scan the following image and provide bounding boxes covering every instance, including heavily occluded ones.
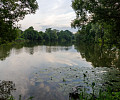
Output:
[0,43,120,100]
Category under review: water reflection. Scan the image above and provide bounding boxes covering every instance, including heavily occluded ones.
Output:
[0,45,11,61]
[0,42,120,100]
[75,42,120,69]
[1,42,120,69]
[0,42,72,60]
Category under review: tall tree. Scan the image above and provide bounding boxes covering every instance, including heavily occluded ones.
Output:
[0,0,38,44]
[72,0,120,27]
[22,26,39,41]
[45,28,58,42]
[72,0,120,43]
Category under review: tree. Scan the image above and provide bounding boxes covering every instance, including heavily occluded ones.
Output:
[57,30,73,42]
[0,0,38,23]
[72,0,120,27]
[38,31,44,41]
[0,0,38,44]
[45,28,58,42]
[20,27,74,43]
[0,19,18,44]
[22,26,39,41]
[72,0,120,43]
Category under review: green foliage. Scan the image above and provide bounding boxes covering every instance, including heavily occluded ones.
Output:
[0,0,38,23]
[75,23,96,42]
[20,27,74,43]
[0,0,38,44]
[70,81,120,100]
[75,42,120,69]
[22,27,40,41]
[45,28,58,41]
[72,0,120,28]
[72,0,120,44]
[0,20,18,44]
[74,21,120,43]
[38,31,44,40]
[72,89,120,100]
[58,30,73,42]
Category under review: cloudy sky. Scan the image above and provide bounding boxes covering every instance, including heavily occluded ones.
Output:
[18,0,77,32]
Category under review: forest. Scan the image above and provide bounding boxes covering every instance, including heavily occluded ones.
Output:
[72,0,120,44]
[0,0,120,45]
[0,0,74,44]
[17,27,75,43]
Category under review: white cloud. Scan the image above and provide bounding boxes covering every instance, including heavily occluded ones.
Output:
[18,0,77,32]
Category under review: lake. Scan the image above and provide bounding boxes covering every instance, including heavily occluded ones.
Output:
[0,42,120,100]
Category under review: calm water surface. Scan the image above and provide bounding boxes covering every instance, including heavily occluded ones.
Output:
[0,42,120,100]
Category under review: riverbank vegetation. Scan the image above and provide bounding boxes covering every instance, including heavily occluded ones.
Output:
[70,86,120,100]
[0,0,74,45]
[20,27,75,42]
[71,0,120,44]
[0,0,38,44]
[0,27,75,45]
[1,0,120,45]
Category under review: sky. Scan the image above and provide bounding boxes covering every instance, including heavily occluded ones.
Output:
[18,0,77,33]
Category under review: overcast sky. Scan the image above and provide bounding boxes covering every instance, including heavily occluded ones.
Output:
[18,0,77,32]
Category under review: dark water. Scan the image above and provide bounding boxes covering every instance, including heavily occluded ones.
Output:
[0,42,120,100]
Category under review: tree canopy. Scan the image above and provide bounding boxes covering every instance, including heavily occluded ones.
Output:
[0,0,38,23]
[20,27,74,43]
[0,0,38,44]
[72,0,120,43]
[71,0,120,28]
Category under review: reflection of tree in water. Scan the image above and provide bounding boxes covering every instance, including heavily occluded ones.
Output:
[75,42,120,69]
[0,81,16,100]
[0,43,25,61]
[0,42,73,60]
[0,46,11,61]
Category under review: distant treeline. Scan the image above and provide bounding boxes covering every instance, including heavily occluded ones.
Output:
[17,27,75,42]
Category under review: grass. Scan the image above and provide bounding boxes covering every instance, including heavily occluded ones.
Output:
[70,83,120,100]
[77,89,120,100]
[6,90,120,100]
